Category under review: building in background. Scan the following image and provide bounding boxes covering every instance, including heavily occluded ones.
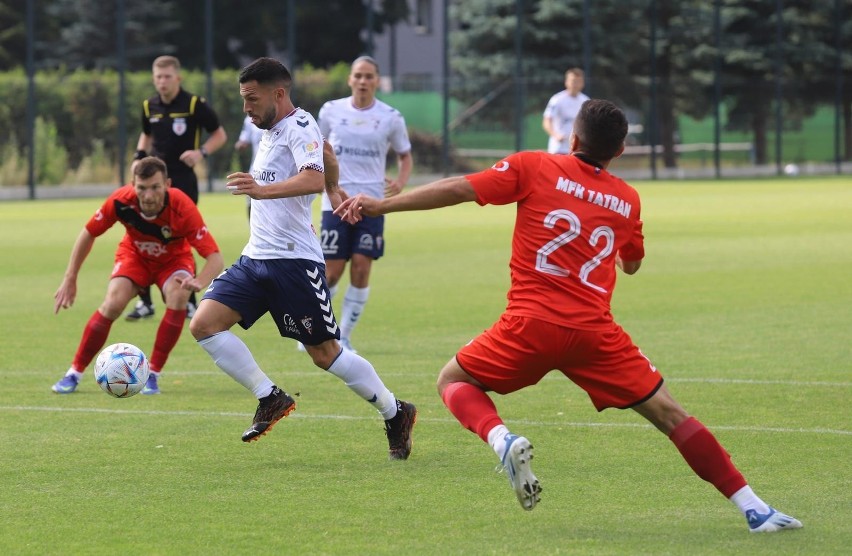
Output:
[372,0,444,92]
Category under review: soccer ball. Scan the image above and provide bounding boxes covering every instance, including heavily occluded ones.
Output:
[93,343,150,398]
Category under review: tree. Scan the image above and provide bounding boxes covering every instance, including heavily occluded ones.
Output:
[717,0,829,165]
[39,0,179,70]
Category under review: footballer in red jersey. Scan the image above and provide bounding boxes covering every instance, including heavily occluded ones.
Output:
[333,100,801,533]
[51,157,223,395]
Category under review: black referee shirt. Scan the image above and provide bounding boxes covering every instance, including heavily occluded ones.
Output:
[141,88,221,177]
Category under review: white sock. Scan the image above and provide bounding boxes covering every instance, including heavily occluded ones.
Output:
[487,425,511,459]
[325,348,397,419]
[67,368,84,379]
[340,285,369,340]
[329,283,338,299]
[729,485,771,516]
[198,331,274,398]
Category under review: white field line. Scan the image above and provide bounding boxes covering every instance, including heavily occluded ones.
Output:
[2,405,850,436]
[153,370,852,389]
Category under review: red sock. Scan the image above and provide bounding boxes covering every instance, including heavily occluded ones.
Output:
[669,417,747,498]
[149,308,186,372]
[72,311,113,371]
[441,382,504,443]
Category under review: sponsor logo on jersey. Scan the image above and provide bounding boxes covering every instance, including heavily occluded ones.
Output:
[301,316,313,335]
[195,226,207,240]
[252,169,276,183]
[161,226,172,239]
[303,140,319,153]
[337,145,381,158]
[555,177,632,218]
[172,117,187,136]
[492,160,510,172]
[94,208,104,221]
[134,241,169,257]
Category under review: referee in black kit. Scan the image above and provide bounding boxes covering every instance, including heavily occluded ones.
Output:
[127,55,227,321]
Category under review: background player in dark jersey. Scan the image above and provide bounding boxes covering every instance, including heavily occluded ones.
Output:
[52,157,223,395]
[127,55,227,321]
[334,100,801,533]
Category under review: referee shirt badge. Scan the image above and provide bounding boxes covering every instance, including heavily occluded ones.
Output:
[172,118,187,136]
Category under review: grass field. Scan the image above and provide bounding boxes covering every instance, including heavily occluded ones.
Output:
[0,177,850,555]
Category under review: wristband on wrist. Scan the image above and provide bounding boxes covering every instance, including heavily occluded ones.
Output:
[200,146,209,158]
[133,150,147,161]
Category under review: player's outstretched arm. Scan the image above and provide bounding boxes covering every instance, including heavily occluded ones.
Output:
[335,175,475,223]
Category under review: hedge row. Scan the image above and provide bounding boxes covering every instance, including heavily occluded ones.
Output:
[0,64,351,184]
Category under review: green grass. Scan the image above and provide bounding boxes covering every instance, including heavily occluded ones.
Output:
[1,177,850,555]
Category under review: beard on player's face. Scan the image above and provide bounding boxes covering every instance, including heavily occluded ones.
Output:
[254,104,278,130]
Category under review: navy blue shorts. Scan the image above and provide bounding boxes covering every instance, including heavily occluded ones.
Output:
[320,211,385,261]
[203,255,340,345]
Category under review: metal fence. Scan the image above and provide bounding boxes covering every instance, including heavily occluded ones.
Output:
[6,0,850,200]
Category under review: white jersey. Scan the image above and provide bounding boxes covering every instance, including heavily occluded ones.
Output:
[543,90,590,154]
[318,96,411,210]
[242,108,325,263]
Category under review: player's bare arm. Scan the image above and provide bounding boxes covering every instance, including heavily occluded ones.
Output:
[178,251,224,292]
[54,229,97,314]
[542,116,562,141]
[323,140,348,210]
[226,168,324,199]
[385,151,413,197]
[616,253,642,275]
[335,175,476,223]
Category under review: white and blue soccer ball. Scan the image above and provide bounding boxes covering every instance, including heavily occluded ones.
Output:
[94,343,150,398]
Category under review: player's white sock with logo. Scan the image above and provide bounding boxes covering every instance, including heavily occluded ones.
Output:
[326,348,397,419]
[197,331,275,398]
[487,424,511,459]
[729,485,771,516]
[340,286,369,340]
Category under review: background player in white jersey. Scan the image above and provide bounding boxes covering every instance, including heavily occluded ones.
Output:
[188,57,416,460]
[234,114,265,218]
[317,55,413,352]
[542,68,590,154]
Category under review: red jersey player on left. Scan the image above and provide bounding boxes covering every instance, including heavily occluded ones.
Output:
[52,157,224,395]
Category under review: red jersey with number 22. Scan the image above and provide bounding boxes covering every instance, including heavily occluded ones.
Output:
[466,151,644,330]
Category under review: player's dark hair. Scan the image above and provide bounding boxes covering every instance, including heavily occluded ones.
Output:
[134,157,168,180]
[239,57,292,88]
[572,99,628,162]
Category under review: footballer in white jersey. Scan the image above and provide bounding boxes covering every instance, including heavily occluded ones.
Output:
[318,97,411,211]
[543,68,590,154]
[243,108,325,263]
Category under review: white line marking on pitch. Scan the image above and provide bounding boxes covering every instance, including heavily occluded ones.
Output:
[2,405,849,436]
[150,370,852,388]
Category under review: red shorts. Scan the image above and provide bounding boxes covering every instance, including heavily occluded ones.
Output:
[111,247,195,294]
[455,313,663,411]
